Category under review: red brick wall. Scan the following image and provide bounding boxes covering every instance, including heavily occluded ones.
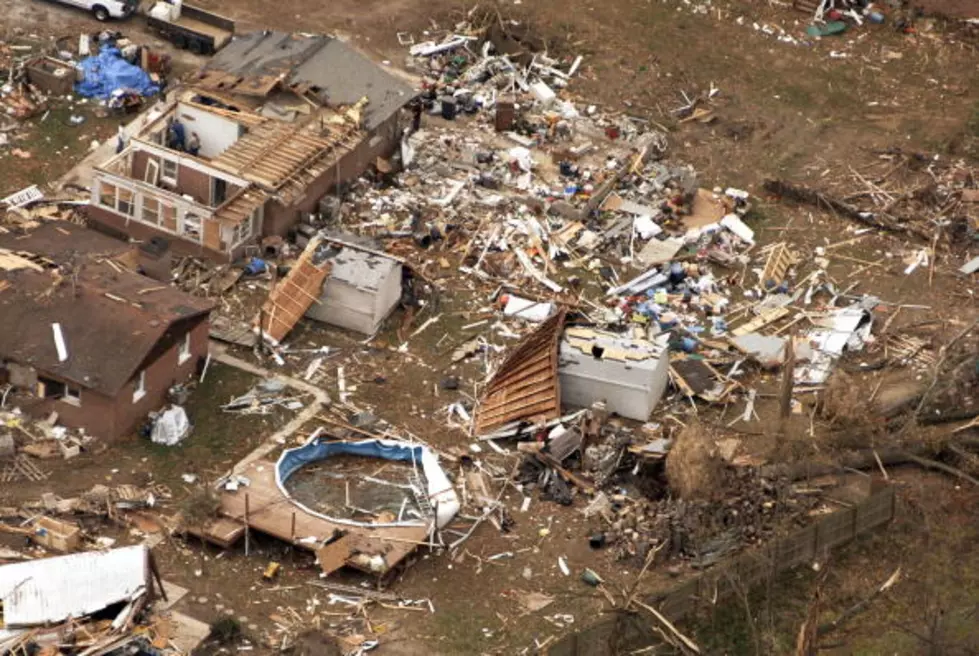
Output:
[259,114,401,238]
[86,205,246,263]
[17,317,210,441]
[177,164,212,206]
[133,150,151,181]
[115,316,210,439]
[25,385,120,441]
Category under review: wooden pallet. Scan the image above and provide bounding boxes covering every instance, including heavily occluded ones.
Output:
[0,454,49,483]
[761,242,798,287]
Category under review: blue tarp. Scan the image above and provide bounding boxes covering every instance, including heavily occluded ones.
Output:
[75,47,160,100]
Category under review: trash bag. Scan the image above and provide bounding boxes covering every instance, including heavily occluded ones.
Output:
[75,46,160,100]
[150,405,191,446]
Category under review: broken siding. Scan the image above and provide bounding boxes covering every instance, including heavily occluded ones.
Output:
[475,309,567,433]
[0,545,150,627]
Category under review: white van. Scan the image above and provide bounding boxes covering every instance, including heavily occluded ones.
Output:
[45,0,138,21]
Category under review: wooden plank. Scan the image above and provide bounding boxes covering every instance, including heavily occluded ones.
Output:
[481,380,557,415]
[316,535,355,576]
[731,307,790,336]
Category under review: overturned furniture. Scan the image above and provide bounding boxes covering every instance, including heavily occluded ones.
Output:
[559,327,670,421]
[207,434,459,580]
[305,247,402,335]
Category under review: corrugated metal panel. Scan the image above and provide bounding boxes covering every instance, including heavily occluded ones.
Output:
[0,545,149,628]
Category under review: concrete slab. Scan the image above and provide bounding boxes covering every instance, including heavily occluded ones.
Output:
[170,611,211,654]
[157,580,189,611]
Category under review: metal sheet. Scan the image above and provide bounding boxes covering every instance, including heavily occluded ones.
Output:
[0,545,150,628]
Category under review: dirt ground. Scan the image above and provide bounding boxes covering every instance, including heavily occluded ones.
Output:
[2,0,979,654]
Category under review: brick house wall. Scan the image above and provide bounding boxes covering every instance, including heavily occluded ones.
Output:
[262,113,402,237]
[86,206,248,263]
[11,316,210,441]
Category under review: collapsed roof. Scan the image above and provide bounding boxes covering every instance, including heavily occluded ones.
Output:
[0,545,152,628]
[194,31,416,132]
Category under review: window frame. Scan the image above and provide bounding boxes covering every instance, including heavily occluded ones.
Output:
[178,332,192,365]
[142,196,160,225]
[160,158,178,185]
[62,384,82,407]
[132,370,146,403]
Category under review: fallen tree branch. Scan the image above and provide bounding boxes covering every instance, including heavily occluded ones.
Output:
[817,567,901,637]
[761,444,979,486]
[763,179,930,240]
[904,317,979,432]
[900,452,979,487]
[633,599,701,654]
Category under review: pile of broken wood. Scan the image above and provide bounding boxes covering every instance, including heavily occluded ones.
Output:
[765,151,979,244]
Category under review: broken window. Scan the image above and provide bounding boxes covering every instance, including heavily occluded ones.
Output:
[37,376,64,399]
[181,213,202,241]
[144,159,160,186]
[161,158,178,185]
[99,182,117,209]
[232,213,254,246]
[37,376,80,406]
[63,384,81,407]
[117,188,134,216]
[133,370,146,403]
[142,196,160,225]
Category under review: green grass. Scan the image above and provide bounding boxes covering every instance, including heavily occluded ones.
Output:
[129,363,291,486]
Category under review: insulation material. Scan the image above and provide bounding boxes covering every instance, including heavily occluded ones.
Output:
[150,405,191,446]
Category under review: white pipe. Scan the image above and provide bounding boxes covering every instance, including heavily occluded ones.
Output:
[52,323,68,362]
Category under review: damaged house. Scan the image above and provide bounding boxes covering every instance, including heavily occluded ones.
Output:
[0,222,213,440]
[84,31,416,262]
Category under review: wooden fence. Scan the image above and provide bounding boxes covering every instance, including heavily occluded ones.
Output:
[548,484,897,655]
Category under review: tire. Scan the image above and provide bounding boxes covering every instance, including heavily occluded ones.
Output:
[93,5,109,21]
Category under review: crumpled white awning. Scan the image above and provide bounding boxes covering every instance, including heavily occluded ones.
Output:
[0,545,150,628]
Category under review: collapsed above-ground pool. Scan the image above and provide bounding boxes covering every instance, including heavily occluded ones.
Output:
[275,433,460,530]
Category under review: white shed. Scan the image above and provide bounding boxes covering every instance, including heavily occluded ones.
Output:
[305,249,402,335]
[558,326,669,421]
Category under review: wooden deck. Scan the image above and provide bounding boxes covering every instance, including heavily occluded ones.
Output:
[212,458,430,576]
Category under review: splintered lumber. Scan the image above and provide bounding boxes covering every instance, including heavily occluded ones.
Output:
[761,243,797,286]
[475,309,567,433]
[258,236,332,344]
[731,307,790,336]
